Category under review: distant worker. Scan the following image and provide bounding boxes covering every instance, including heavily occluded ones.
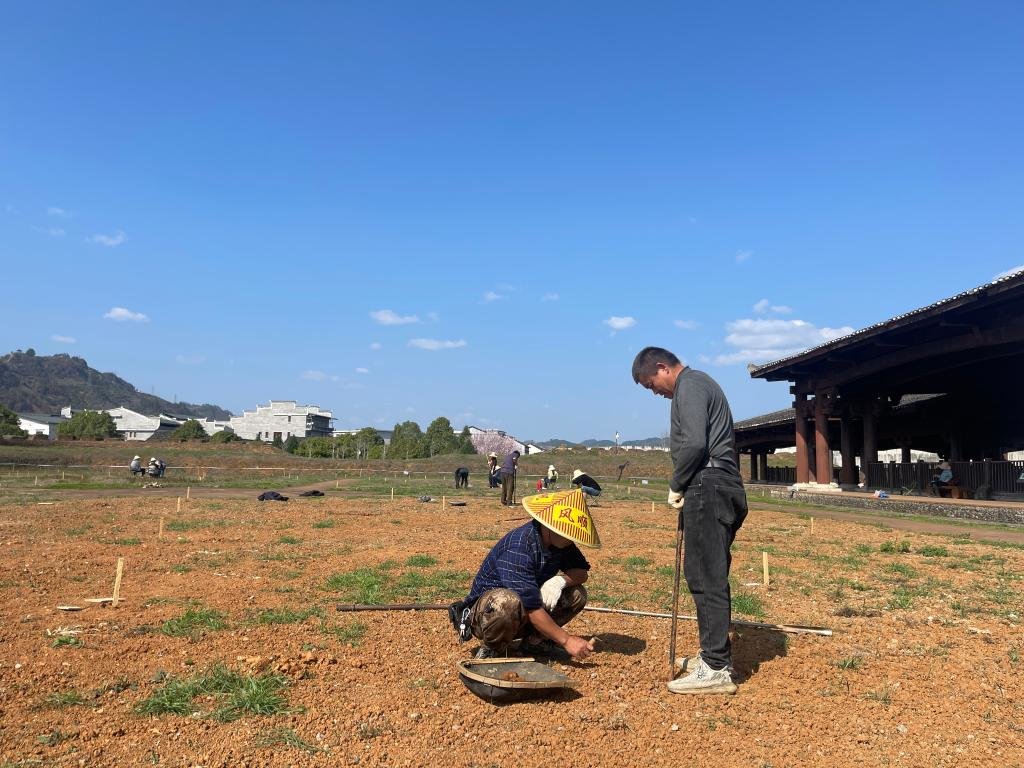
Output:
[632,345,747,695]
[487,452,501,488]
[500,450,520,506]
[544,464,559,489]
[448,489,600,660]
[129,455,144,478]
[570,469,602,498]
[454,466,470,489]
[929,460,954,495]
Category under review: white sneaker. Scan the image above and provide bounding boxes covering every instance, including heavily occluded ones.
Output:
[666,657,737,695]
[673,652,701,675]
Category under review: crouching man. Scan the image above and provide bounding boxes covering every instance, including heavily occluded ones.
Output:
[450,489,600,661]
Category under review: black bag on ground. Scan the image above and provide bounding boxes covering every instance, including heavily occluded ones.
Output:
[257,491,289,501]
[298,490,325,497]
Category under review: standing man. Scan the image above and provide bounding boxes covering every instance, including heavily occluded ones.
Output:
[499,450,520,506]
[632,346,748,695]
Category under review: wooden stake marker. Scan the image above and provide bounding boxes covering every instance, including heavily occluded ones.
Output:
[651,501,655,513]
[186,486,191,500]
[442,495,446,507]
[391,487,395,502]
[112,557,124,607]
[176,497,182,514]
[810,517,814,534]
[158,517,164,539]
[762,551,770,587]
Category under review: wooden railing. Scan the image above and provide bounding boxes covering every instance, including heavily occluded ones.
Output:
[866,460,1024,494]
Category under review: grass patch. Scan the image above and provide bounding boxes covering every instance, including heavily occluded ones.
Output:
[255,727,324,754]
[250,606,324,625]
[835,655,864,670]
[622,556,652,573]
[161,605,228,638]
[880,540,911,554]
[51,636,82,648]
[885,563,919,579]
[323,567,389,603]
[134,663,290,721]
[321,620,366,646]
[165,519,226,532]
[114,537,142,546]
[917,545,949,557]
[731,592,766,619]
[405,554,438,568]
[278,535,302,545]
[41,690,87,709]
[887,587,914,610]
[312,519,336,529]
[170,564,192,574]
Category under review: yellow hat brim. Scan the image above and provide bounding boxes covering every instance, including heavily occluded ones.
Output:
[521,488,601,548]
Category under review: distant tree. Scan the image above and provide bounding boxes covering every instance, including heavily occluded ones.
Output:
[0,404,26,437]
[271,433,283,449]
[58,410,118,439]
[171,419,208,441]
[297,437,335,458]
[354,427,384,459]
[333,433,356,459]
[389,421,425,459]
[457,426,476,454]
[425,417,458,456]
[210,430,240,443]
[25,348,35,356]
[283,435,300,454]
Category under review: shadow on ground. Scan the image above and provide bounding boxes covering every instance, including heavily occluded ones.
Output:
[731,626,789,682]
[593,632,647,656]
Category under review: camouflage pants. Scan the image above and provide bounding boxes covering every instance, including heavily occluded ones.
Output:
[469,585,587,652]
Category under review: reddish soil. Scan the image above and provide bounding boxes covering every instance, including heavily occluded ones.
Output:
[1,493,1021,767]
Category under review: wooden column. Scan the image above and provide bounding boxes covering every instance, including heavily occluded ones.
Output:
[795,396,810,484]
[862,408,878,467]
[759,452,769,482]
[750,451,760,482]
[815,394,832,484]
[839,416,855,486]
[900,444,911,464]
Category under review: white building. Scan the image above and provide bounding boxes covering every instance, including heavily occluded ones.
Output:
[229,400,333,442]
[106,407,183,441]
[17,412,67,440]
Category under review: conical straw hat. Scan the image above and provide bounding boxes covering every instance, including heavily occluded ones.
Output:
[521,488,600,548]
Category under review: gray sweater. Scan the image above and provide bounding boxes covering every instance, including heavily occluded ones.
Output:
[670,368,740,493]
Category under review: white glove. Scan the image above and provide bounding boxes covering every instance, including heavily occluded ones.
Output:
[668,489,684,509]
[540,574,568,611]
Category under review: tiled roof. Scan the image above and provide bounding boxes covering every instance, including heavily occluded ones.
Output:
[750,269,1024,377]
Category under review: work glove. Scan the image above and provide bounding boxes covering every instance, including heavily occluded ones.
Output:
[668,489,684,509]
[540,574,568,611]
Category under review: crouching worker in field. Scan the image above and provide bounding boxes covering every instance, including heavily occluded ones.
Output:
[449,490,600,661]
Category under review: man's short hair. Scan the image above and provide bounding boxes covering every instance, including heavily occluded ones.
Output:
[631,346,682,383]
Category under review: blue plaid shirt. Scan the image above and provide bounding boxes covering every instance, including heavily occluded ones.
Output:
[466,521,590,610]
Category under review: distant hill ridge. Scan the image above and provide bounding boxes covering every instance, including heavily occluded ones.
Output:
[0,350,232,420]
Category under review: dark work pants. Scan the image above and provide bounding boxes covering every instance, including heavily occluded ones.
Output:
[682,469,748,670]
[500,472,515,505]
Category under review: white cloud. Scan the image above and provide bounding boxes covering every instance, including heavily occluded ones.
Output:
[51,334,76,344]
[994,265,1024,280]
[370,309,420,325]
[355,367,369,374]
[542,293,559,302]
[408,338,467,351]
[33,226,66,237]
[713,318,855,365]
[88,230,127,247]
[103,306,149,322]
[369,342,382,350]
[753,298,793,315]
[735,249,753,264]
[483,291,504,302]
[175,354,206,365]
[47,206,72,218]
[674,319,699,330]
[604,316,637,331]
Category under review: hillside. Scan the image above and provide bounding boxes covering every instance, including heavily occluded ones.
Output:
[0,350,232,419]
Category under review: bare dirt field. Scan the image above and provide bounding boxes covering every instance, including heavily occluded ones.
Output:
[1,490,1021,767]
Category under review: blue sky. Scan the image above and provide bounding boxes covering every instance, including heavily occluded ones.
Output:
[2,3,1023,442]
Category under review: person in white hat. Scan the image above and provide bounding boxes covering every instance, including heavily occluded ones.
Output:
[544,464,559,489]
[570,469,601,497]
[449,491,600,660]
[929,460,954,495]
[486,452,500,488]
[632,345,747,695]
[129,455,144,477]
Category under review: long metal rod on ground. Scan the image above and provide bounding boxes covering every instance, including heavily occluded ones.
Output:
[334,602,832,636]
